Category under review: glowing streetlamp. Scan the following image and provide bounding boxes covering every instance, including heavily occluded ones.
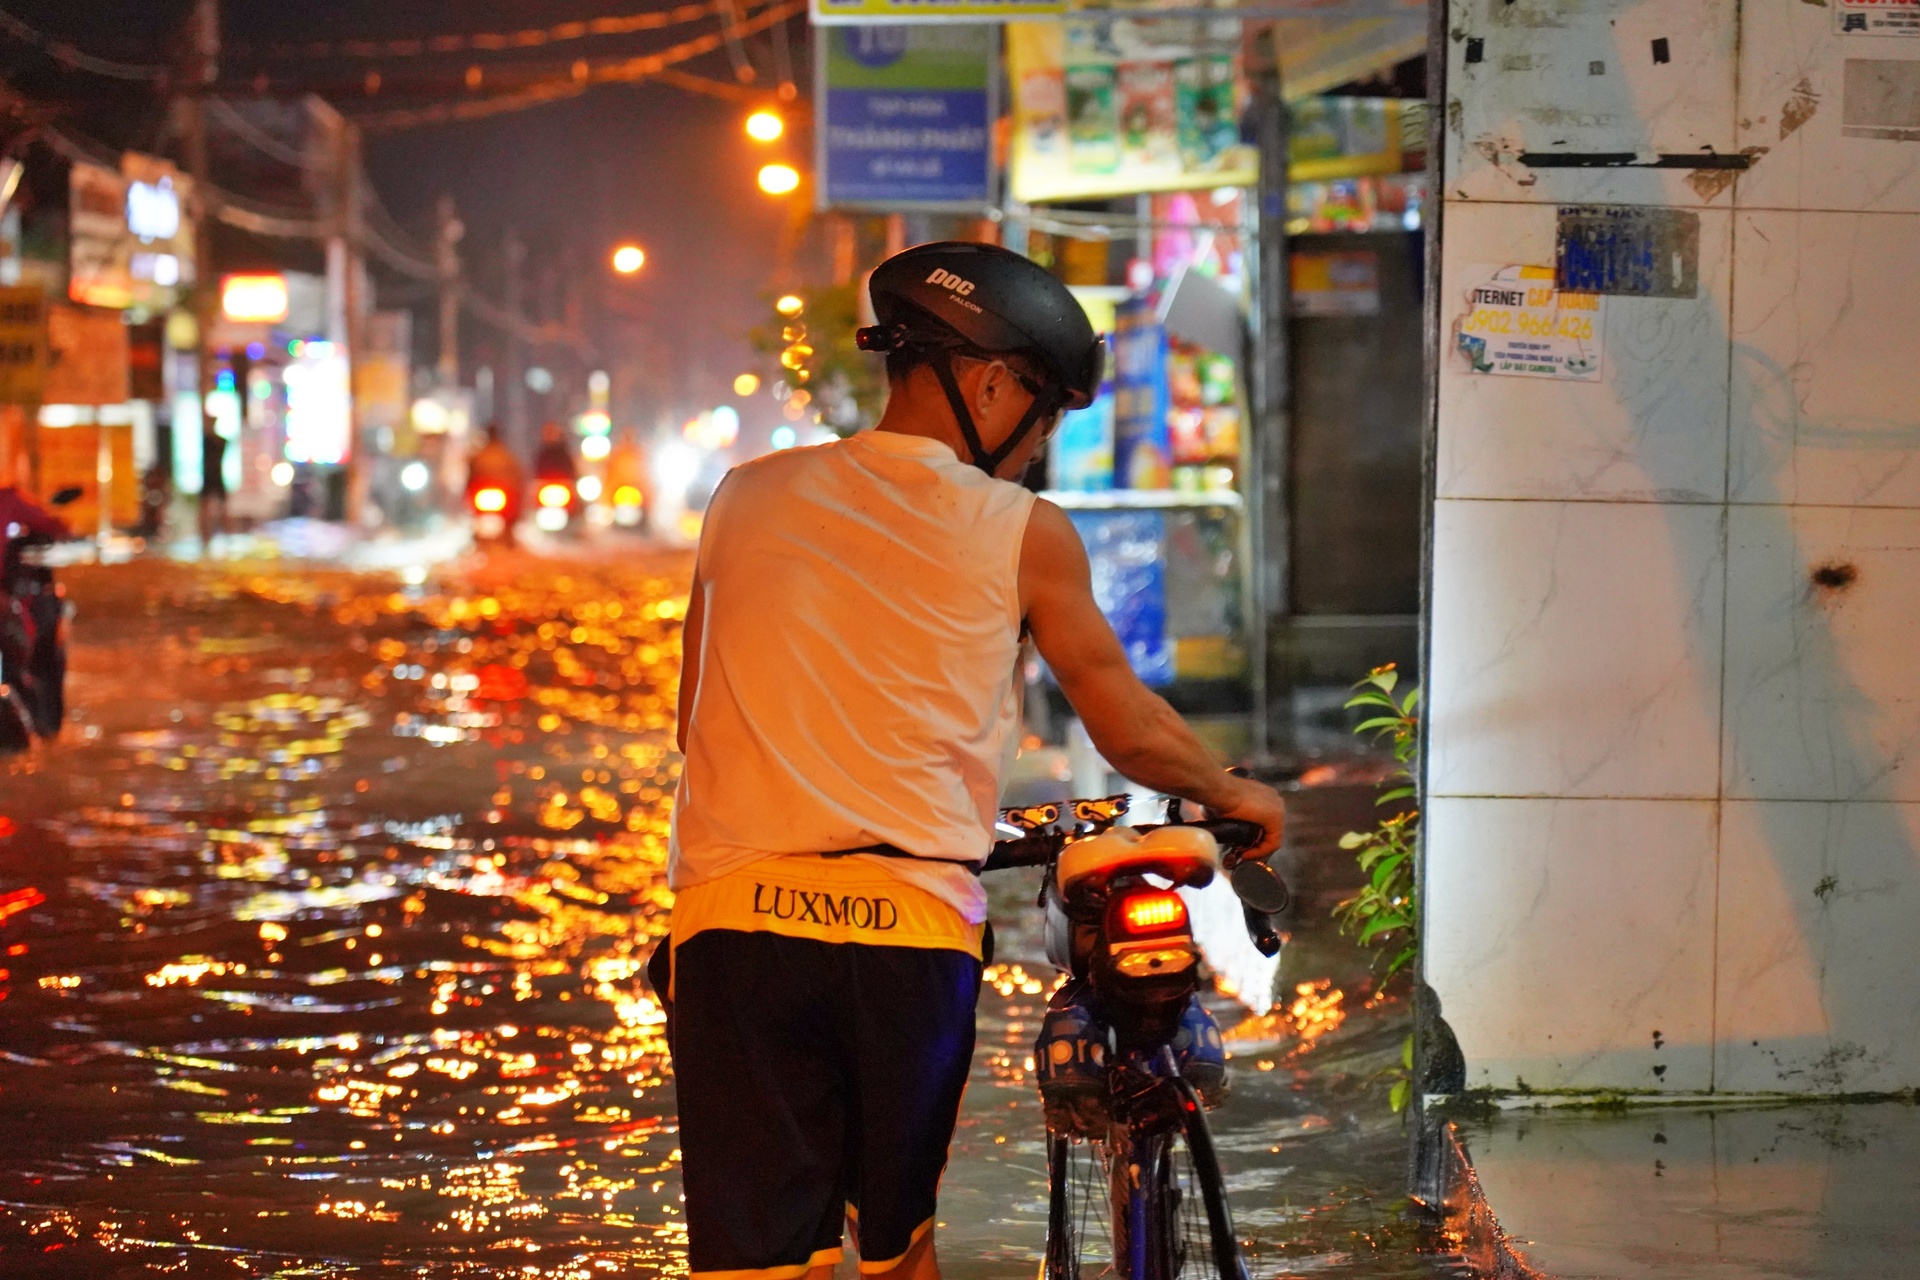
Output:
[733,372,761,397]
[757,163,801,196]
[611,243,646,275]
[775,294,804,318]
[745,110,784,143]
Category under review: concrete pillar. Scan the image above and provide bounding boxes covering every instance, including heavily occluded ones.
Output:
[1424,0,1920,1095]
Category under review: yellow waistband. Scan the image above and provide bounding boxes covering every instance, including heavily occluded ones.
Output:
[671,855,982,960]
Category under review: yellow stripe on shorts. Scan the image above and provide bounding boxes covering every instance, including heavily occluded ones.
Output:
[671,855,982,963]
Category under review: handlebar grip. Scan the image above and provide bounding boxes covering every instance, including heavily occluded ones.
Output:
[1243,903,1282,958]
[978,833,1060,873]
[1195,818,1264,858]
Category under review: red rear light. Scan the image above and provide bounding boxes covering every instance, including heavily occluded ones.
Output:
[474,487,507,513]
[1117,890,1187,935]
[537,483,572,508]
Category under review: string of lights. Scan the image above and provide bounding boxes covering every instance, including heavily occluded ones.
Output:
[356,0,805,132]
[0,4,165,81]
[236,0,758,61]
[651,67,766,104]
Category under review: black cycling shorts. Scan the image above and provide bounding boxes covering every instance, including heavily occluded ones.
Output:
[668,928,981,1279]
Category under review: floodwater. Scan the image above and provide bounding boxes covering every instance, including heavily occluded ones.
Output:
[0,554,1466,1278]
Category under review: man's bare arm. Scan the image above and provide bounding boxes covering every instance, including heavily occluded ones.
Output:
[676,571,705,753]
[1019,499,1285,856]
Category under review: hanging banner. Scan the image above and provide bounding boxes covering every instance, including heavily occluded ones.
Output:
[1009,20,1254,203]
[818,26,996,209]
[814,0,1062,22]
[1111,299,1171,487]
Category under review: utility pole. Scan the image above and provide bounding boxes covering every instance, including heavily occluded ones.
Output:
[338,118,368,526]
[1247,24,1292,761]
[435,195,463,388]
[181,0,218,510]
[502,227,526,458]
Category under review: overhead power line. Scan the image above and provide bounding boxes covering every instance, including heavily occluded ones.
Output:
[0,4,165,80]
[356,0,805,132]
[237,0,740,61]
[205,98,313,168]
[652,67,765,104]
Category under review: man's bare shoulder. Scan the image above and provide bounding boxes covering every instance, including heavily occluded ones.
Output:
[1018,496,1092,597]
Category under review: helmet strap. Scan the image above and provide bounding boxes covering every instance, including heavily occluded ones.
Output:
[929,350,1065,478]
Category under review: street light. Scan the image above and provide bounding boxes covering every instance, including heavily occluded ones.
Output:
[745,110,784,143]
[611,243,646,274]
[733,372,761,397]
[775,294,804,317]
[757,163,801,196]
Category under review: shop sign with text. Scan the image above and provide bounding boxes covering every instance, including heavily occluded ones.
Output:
[818,25,994,208]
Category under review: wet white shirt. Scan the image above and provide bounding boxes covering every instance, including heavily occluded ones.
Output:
[669,430,1036,923]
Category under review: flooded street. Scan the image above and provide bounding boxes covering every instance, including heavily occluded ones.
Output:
[0,555,1459,1279]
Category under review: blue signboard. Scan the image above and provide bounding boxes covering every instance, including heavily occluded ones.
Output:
[1111,299,1171,488]
[1070,510,1173,686]
[819,26,994,209]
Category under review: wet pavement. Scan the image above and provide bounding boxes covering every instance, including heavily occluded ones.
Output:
[1456,1099,1920,1279]
[0,552,1465,1278]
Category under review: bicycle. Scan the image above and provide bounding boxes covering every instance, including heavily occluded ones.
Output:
[982,795,1291,1280]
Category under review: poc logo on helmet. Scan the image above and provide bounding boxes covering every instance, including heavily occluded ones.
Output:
[925,268,975,297]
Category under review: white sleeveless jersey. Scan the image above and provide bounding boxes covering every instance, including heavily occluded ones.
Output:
[669,430,1036,922]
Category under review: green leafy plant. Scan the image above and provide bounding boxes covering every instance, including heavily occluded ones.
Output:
[1333,664,1421,980]
[1332,664,1422,1112]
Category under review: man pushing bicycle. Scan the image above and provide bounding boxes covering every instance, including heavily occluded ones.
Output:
[667,242,1287,1280]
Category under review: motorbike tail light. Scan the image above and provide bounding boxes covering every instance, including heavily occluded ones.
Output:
[1116,890,1187,936]
[474,487,507,513]
[537,483,571,509]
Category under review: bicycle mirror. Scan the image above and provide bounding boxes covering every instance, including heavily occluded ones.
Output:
[1229,860,1291,915]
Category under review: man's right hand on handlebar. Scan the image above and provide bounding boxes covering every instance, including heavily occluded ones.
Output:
[1201,774,1286,863]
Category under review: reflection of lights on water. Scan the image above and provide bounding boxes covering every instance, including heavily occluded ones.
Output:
[534,508,568,531]
[6,559,704,1271]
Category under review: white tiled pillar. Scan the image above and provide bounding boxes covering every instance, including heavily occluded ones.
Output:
[1427,0,1920,1093]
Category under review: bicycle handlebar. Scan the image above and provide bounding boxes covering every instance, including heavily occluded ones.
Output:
[980,817,1265,873]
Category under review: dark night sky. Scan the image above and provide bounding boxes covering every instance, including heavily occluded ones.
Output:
[7,0,809,427]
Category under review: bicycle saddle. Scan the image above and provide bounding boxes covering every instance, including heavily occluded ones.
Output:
[1056,825,1221,897]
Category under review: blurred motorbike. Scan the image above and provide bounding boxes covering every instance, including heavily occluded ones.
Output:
[1,486,82,753]
[468,479,520,547]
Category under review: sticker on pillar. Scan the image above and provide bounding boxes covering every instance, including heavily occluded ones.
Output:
[1836,0,1920,36]
[1842,59,1920,141]
[1453,265,1603,382]
[1556,206,1698,299]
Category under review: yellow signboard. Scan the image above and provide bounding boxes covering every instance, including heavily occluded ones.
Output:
[813,0,1064,22]
[1009,21,1255,204]
[0,287,46,405]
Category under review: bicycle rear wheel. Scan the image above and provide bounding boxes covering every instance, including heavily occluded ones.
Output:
[1042,1088,1246,1280]
[1043,1132,1117,1280]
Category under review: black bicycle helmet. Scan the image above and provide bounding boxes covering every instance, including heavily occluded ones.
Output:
[857,241,1104,476]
